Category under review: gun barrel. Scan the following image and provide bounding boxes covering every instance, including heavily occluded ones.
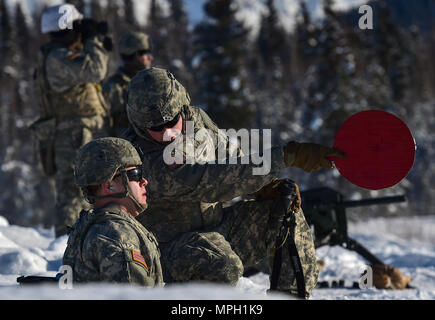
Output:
[340,195,406,208]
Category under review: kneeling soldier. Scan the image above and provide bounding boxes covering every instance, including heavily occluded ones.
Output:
[62,137,163,286]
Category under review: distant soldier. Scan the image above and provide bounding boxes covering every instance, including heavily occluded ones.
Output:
[103,32,153,137]
[62,137,163,286]
[31,4,112,236]
[123,67,347,299]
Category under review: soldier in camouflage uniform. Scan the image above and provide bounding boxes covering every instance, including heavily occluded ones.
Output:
[123,68,346,298]
[62,137,163,286]
[34,5,111,237]
[103,32,153,137]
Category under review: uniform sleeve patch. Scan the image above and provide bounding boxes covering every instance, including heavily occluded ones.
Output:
[131,249,149,271]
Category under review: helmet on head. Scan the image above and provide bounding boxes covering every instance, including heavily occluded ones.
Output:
[119,32,151,56]
[127,67,190,133]
[41,4,83,34]
[75,138,145,210]
[75,137,142,187]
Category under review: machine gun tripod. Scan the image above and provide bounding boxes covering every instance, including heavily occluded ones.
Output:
[300,187,413,289]
[300,187,406,264]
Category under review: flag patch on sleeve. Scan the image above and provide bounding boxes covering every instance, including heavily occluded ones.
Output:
[131,249,149,271]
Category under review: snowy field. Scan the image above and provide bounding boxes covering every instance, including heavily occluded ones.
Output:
[0,214,434,300]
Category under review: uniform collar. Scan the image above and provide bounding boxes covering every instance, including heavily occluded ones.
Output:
[95,202,129,217]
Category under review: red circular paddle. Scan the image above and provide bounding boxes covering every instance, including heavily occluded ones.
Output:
[330,110,415,190]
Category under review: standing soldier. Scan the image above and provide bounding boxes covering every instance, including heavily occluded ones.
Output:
[123,67,347,299]
[63,137,163,286]
[103,32,153,137]
[31,4,111,237]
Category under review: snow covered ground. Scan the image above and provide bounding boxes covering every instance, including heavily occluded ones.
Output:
[0,214,434,300]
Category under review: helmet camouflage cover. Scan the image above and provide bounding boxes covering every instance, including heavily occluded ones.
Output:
[119,31,151,56]
[127,67,191,131]
[74,137,142,187]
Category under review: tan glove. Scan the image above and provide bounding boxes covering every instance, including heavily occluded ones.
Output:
[250,178,302,212]
[250,178,282,201]
[284,141,347,173]
[372,264,412,290]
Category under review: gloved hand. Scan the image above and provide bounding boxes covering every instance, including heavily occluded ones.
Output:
[96,21,109,36]
[80,19,109,42]
[284,141,346,173]
[102,36,113,51]
[80,18,99,42]
[371,264,412,290]
[251,178,302,213]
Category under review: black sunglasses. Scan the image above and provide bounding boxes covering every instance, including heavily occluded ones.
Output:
[149,113,181,132]
[114,166,144,182]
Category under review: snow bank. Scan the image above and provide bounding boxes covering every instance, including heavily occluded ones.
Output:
[0,215,434,300]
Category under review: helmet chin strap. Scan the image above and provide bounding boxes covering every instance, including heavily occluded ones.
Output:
[120,171,148,212]
[90,170,147,213]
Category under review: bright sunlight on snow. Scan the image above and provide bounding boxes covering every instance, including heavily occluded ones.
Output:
[0,215,433,300]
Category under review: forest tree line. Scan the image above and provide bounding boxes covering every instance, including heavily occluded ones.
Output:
[1,0,434,227]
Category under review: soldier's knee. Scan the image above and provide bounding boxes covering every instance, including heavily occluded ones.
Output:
[216,253,244,285]
[163,231,244,285]
[197,232,244,285]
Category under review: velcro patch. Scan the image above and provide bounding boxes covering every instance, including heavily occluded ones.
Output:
[131,249,149,271]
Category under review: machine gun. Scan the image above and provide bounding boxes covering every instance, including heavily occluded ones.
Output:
[300,187,406,266]
[16,274,61,285]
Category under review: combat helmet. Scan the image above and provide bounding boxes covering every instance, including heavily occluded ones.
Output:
[127,67,190,134]
[74,137,146,210]
[119,31,151,56]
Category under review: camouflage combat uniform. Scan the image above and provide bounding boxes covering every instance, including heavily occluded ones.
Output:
[62,203,163,286]
[102,69,131,137]
[102,32,152,137]
[36,36,110,236]
[63,137,163,286]
[124,68,318,298]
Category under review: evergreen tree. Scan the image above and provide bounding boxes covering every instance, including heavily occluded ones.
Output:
[105,0,123,75]
[166,0,195,97]
[167,0,190,62]
[106,0,123,38]
[299,0,361,143]
[69,0,85,13]
[0,0,52,226]
[257,0,290,78]
[294,0,318,77]
[251,0,295,142]
[124,0,138,29]
[0,0,11,57]
[193,0,253,129]
[14,3,30,62]
[0,0,14,148]
[90,0,105,21]
[350,6,391,111]
[375,1,414,105]
[146,0,170,68]
[292,0,368,196]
